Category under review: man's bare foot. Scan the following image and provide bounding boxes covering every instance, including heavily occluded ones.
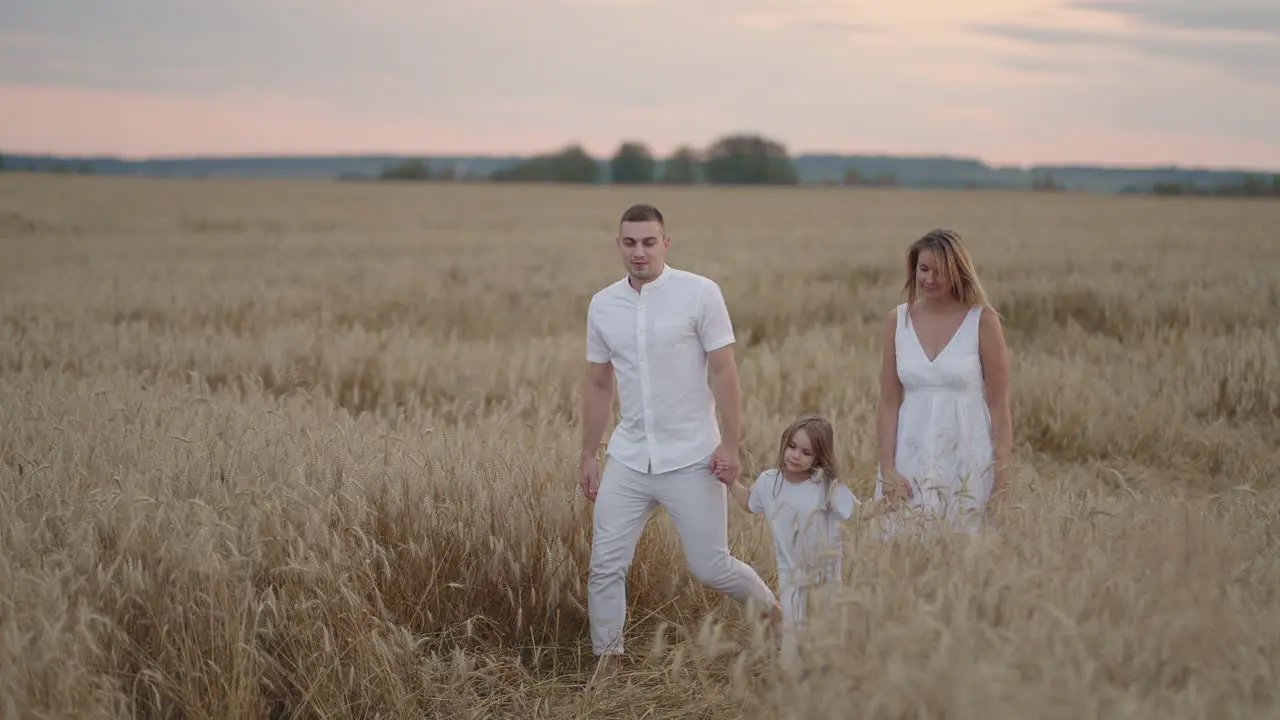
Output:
[588,653,622,688]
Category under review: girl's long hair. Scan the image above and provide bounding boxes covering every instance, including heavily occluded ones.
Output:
[772,413,841,509]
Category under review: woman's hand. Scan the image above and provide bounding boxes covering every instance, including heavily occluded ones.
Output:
[989,462,1011,510]
[882,467,914,501]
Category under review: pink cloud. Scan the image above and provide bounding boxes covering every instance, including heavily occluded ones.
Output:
[2,82,1278,170]
[0,84,517,157]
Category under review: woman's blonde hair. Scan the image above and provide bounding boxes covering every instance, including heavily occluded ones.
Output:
[903,228,991,313]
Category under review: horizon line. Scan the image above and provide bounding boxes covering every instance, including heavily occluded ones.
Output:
[4,147,1277,176]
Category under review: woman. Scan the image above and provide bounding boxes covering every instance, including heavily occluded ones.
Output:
[873,228,1012,538]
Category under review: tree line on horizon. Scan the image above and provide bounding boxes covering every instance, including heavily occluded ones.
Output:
[2,143,1279,198]
[375,133,898,187]
[367,134,1280,197]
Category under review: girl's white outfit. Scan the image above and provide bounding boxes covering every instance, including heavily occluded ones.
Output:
[874,302,995,539]
[748,469,859,632]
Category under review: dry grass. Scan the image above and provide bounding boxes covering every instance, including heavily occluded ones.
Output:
[2,174,1278,719]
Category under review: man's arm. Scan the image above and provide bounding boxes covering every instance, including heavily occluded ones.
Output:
[697,279,742,479]
[580,301,614,501]
[707,346,743,454]
[581,361,615,460]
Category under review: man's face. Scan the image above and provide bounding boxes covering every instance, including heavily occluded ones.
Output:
[616,220,669,283]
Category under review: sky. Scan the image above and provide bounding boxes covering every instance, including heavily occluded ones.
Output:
[1,0,1278,170]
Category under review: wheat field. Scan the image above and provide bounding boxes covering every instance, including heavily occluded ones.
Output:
[1,173,1278,719]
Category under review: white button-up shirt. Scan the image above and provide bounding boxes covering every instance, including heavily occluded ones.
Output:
[586,266,735,475]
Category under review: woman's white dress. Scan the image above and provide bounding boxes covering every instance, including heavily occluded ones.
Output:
[874,302,995,538]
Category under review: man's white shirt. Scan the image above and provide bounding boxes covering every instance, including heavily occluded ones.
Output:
[586,266,734,475]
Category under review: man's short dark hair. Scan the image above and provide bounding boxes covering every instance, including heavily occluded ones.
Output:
[619,203,664,228]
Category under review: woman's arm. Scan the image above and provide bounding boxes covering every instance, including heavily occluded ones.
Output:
[978,307,1013,500]
[876,309,908,497]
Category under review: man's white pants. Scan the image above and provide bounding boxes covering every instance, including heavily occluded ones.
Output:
[588,455,777,656]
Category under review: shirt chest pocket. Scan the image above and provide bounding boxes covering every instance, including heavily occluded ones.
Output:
[653,316,696,349]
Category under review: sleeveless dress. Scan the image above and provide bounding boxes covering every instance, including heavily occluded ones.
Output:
[873,302,995,538]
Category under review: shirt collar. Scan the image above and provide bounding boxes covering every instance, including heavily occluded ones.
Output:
[626,264,674,293]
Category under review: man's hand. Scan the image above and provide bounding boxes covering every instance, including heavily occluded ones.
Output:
[711,456,733,485]
[581,454,601,502]
[709,443,739,484]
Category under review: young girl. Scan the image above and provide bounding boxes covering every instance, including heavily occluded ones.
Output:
[716,413,860,634]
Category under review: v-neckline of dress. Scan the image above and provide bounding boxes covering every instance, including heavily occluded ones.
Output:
[908,305,971,364]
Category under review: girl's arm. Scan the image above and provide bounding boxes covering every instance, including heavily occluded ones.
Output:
[830,483,860,520]
[978,308,1013,501]
[726,477,752,513]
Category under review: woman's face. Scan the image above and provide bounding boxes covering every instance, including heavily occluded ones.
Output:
[915,248,950,301]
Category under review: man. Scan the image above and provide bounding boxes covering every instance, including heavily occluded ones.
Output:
[579,202,781,682]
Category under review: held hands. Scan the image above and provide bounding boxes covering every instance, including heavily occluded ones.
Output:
[709,443,739,486]
[711,457,733,485]
[584,446,742,497]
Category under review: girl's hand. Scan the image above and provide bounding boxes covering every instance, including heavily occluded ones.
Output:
[712,458,734,485]
[882,467,914,501]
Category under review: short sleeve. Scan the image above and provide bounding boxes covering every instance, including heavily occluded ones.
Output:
[830,484,860,520]
[585,301,610,363]
[747,471,770,514]
[695,279,735,352]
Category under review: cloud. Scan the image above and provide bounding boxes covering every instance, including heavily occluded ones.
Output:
[990,54,1082,75]
[970,17,1279,151]
[0,0,412,97]
[972,10,1280,89]
[2,0,1278,168]
[1066,0,1280,38]
[972,24,1116,46]
[0,84,471,157]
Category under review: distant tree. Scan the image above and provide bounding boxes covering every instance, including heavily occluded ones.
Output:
[702,133,798,185]
[379,158,432,181]
[842,166,862,186]
[490,156,554,182]
[490,144,600,183]
[550,145,600,183]
[872,171,899,187]
[1237,174,1269,196]
[609,141,656,184]
[1031,172,1063,191]
[660,147,699,184]
[0,153,5,172]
